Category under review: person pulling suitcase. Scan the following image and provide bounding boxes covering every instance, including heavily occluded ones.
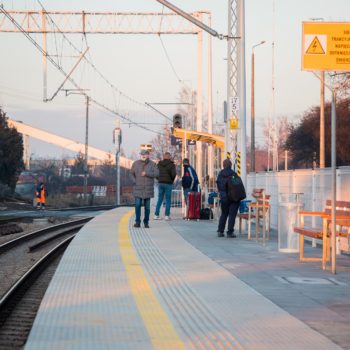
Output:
[181,158,200,220]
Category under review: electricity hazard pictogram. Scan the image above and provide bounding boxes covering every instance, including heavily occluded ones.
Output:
[229,117,238,129]
[306,36,325,54]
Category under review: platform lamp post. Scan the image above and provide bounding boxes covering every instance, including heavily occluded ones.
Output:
[251,40,266,172]
[63,89,90,204]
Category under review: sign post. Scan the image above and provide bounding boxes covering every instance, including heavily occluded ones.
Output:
[302,21,350,274]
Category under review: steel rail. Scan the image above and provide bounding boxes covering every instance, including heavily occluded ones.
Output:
[0,217,91,254]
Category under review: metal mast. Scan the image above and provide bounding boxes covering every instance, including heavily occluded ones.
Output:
[226,0,246,185]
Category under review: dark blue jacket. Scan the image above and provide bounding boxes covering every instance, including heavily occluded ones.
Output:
[182,165,199,191]
[216,168,235,200]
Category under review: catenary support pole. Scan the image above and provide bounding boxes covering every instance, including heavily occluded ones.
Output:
[207,14,214,180]
[237,0,247,185]
[84,95,89,205]
[41,9,47,102]
[196,19,203,184]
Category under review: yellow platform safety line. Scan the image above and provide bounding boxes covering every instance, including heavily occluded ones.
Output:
[118,211,186,350]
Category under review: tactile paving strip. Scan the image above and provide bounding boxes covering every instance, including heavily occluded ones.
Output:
[130,221,245,350]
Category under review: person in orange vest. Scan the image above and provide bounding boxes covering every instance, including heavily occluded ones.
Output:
[36,182,48,210]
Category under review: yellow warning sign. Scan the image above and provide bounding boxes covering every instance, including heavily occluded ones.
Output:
[302,22,350,71]
[229,117,238,129]
[306,36,325,54]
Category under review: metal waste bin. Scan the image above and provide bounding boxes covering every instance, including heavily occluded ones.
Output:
[278,193,304,253]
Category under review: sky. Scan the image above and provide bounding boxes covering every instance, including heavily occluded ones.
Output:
[0,0,349,160]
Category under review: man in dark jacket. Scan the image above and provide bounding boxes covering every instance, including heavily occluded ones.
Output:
[216,159,240,238]
[131,150,159,228]
[154,152,176,220]
[181,158,199,204]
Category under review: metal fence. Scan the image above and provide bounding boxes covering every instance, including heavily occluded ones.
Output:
[150,187,184,218]
[247,166,350,229]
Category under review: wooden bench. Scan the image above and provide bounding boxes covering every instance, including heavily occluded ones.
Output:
[293,200,350,270]
[238,188,271,241]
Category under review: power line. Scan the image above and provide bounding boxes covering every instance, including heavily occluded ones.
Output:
[36,0,156,111]
[158,35,182,83]
[158,4,183,84]
[0,4,162,136]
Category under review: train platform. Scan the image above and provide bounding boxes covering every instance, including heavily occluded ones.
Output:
[25,207,350,350]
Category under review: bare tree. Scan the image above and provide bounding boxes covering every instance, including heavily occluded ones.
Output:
[263,116,292,170]
[331,72,350,98]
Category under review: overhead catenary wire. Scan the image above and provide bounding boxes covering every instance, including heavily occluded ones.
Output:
[35,1,161,132]
[0,4,162,136]
[158,35,183,84]
[36,0,157,112]
[157,4,197,96]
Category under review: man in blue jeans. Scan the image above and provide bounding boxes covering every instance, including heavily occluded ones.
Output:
[154,152,176,220]
[131,150,159,228]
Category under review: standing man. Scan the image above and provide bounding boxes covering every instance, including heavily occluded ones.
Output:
[181,158,199,204]
[216,159,241,238]
[131,150,159,228]
[154,152,176,220]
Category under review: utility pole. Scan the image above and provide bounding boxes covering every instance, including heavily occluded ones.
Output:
[113,120,122,206]
[84,95,89,205]
[251,40,266,172]
[63,89,90,204]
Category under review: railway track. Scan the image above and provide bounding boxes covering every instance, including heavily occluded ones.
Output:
[0,218,92,349]
[0,237,73,349]
[0,217,91,254]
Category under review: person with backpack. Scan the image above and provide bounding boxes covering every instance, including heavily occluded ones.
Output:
[154,152,176,221]
[216,158,246,238]
[181,158,199,204]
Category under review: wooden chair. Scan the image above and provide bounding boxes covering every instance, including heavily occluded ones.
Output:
[293,200,350,270]
[238,188,271,241]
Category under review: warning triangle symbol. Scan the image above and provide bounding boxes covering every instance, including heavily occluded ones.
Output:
[306,36,325,54]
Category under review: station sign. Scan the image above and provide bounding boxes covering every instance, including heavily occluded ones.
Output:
[187,139,196,146]
[140,144,153,151]
[170,136,196,146]
[302,22,350,71]
[171,136,182,146]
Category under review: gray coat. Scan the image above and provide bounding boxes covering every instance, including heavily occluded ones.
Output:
[130,159,159,199]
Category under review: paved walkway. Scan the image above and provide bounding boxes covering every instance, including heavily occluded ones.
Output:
[25,208,349,349]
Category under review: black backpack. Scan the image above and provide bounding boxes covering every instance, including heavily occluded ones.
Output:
[200,208,213,220]
[226,173,246,202]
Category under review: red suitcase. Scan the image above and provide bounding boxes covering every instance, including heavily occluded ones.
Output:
[187,192,201,220]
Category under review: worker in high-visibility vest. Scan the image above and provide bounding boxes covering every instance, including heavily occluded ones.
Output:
[36,182,48,210]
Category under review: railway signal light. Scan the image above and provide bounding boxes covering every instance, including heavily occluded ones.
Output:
[173,114,182,129]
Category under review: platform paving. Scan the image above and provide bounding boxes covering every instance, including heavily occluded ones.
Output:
[25,207,349,349]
